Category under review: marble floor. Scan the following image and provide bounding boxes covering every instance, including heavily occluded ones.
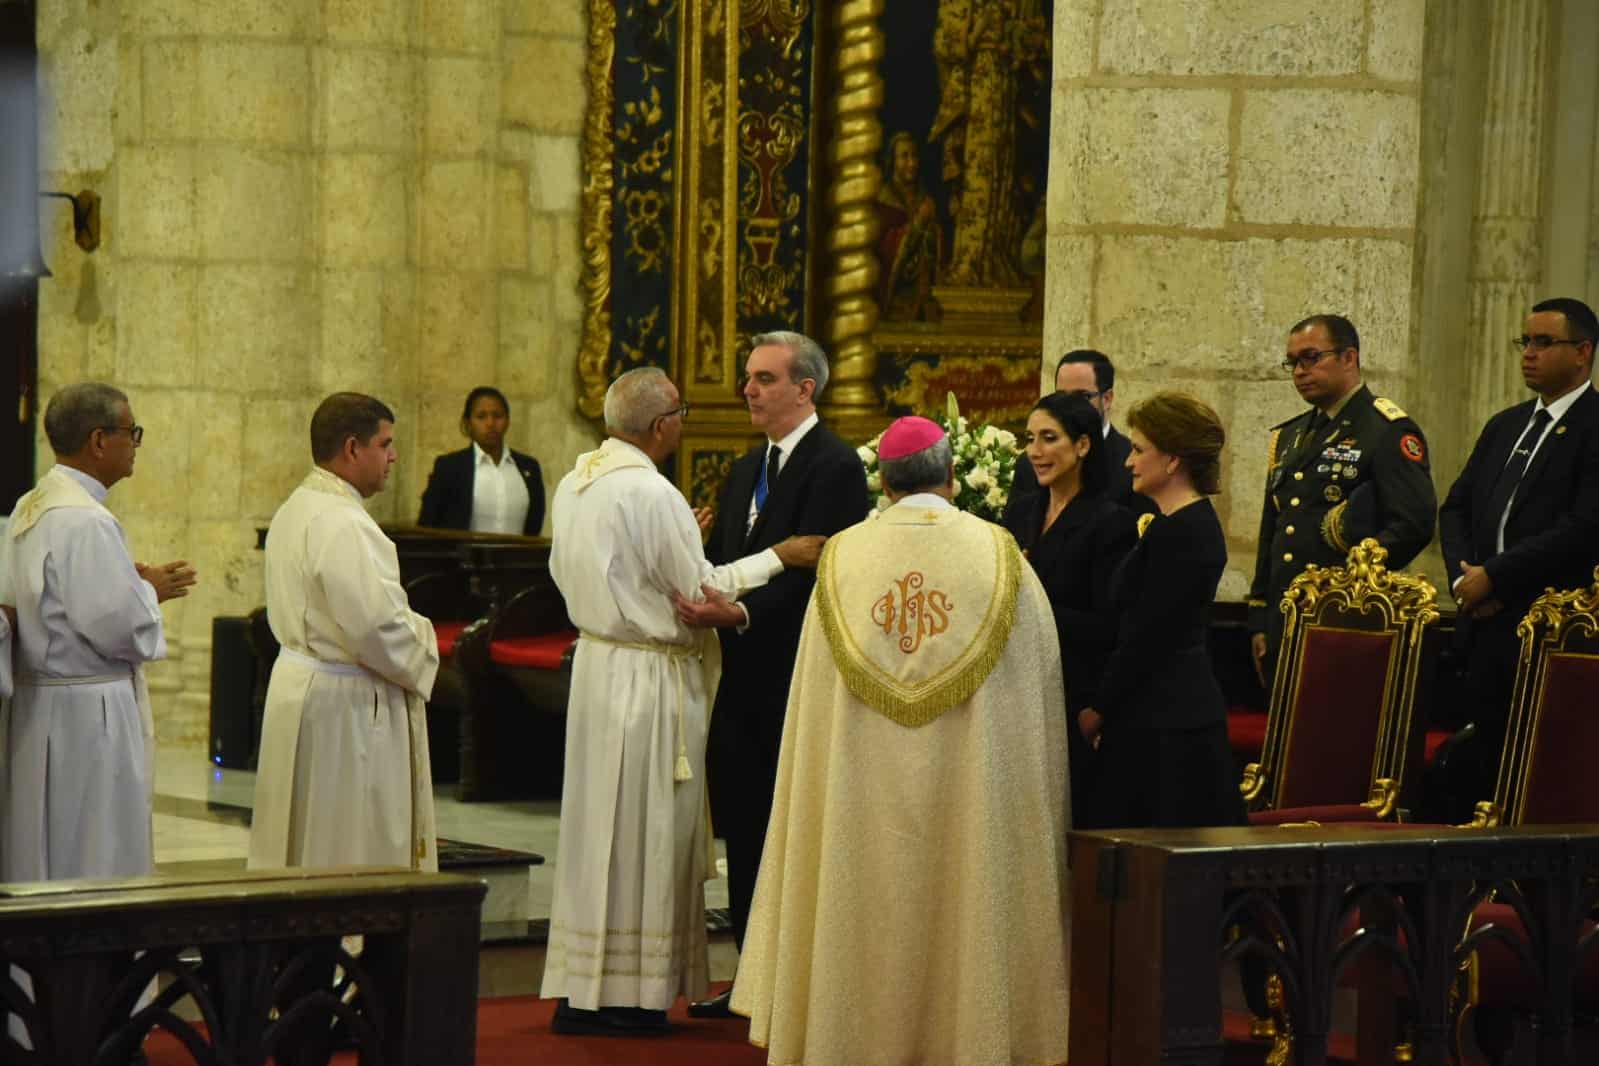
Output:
[151,742,739,991]
[152,741,732,920]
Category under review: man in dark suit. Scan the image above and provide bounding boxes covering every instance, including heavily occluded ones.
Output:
[1432,297,1599,819]
[417,387,545,536]
[1247,314,1437,684]
[677,331,870,1016]
[1002,349,1151,525]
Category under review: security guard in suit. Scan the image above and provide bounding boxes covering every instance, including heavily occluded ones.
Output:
[1248,315,1438,683]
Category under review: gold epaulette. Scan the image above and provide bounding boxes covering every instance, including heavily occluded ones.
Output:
[1136,513,1154,539]
[1372,397,1407,421]
[1267,427,1282,465]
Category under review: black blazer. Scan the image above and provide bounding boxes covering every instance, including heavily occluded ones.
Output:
[1095,498,1228,730]
[1004,492,1137,712]
[706,423,871,738]
[417,446,545,536]
[1439,386,1599,617]
[1003,425,1152,529]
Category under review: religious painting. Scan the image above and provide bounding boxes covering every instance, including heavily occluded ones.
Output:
[576,0,1053,505]
[822,0,1055,430]
[875,0,1053,323]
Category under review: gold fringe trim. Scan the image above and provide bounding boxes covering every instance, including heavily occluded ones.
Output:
[813,522,1020,727]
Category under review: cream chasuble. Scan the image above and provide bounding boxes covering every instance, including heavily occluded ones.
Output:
[541,438,782,1012]
[249,467,440,872]
[732,496,1071,1066]
[0,465,164,881]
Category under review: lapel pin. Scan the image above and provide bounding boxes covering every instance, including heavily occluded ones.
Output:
[1555,425,1568,435]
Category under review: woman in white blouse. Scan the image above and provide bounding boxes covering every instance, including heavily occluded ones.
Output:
[418,387,545,535]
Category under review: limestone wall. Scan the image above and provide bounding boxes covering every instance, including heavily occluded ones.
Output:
[35,0,598,745]
[1045,1,1430,597]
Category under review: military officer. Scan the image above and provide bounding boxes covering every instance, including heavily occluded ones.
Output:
[1248,314,1438,684]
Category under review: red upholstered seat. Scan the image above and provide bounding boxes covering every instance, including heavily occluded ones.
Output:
[1228,708,1268,759]
[435,620,469,658]
[1517,652,1599,823]
[1248,803,1382,825]
[1469,902,1599,1011]
[1275,626,1396,809]
[490,630,579,670]
[1423,728,1451,766]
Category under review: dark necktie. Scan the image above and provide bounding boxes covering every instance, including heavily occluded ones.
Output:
[754,445,782,511]
[1487,408,1552,524]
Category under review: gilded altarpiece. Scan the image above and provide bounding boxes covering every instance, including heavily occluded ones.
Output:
[580,0,1052,505]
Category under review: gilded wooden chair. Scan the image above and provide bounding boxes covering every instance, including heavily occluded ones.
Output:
[1242,538,1441,824]
[1454,568,1599,1060]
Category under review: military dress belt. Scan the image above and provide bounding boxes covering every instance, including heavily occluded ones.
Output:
[276,645,367,677]
[579,630,702,783]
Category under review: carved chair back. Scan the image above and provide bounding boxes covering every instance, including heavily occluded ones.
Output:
[1243,538,1440,816]
[1475,566,1599,827]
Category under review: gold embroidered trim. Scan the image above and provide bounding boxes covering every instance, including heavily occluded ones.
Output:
[1136,512,1155,539]
[1267,426,1282,467]
[813,521,1020,727]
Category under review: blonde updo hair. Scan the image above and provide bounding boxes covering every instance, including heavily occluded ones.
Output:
[1126,392,1225,496]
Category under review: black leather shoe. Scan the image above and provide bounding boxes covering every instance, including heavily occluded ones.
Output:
[687,988,735,1018]
[552,1000,670,1037]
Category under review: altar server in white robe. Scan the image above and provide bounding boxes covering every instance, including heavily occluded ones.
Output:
[249,392,440,873]
[730,417,1072,1066]
[541,367,824,1038]
[0,383,195,882]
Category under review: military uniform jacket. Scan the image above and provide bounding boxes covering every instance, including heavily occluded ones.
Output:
[1247,385,1437,642]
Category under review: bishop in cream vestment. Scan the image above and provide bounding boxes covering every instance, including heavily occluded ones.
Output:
[541,436,788,1013]
[732,492,1071,1066]
[249,466,439,872]
[0,465,164,881]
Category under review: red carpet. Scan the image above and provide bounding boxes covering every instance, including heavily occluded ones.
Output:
[144,985,768,1066]
[144,997,1356,1064]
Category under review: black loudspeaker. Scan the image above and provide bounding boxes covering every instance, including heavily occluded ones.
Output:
[210,616,258,770]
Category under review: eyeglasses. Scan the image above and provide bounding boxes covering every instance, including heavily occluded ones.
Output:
[99,424,144,444]
[1511,335,1586,353]
[1280,348,1343,372]
[1063,388,1103,402]
[653,402,690,424]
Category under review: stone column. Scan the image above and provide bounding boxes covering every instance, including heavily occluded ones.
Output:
[1465,0,1552,422]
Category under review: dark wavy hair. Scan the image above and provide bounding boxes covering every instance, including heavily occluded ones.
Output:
[1030,391,1108,497]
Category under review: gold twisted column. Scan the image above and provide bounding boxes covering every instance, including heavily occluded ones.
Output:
[822,0,884,413]
[576,0,619,420]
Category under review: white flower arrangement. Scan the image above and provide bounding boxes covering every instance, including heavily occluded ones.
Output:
[857,392,1021,523]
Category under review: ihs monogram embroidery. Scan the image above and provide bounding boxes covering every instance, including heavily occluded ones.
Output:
[871,571,952,654]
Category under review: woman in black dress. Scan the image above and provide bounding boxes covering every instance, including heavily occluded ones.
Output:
[1079,392,1247,829]
[1005,392,1137,828]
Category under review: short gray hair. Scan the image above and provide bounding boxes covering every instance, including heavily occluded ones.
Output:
[750,330,830,400]
[43,382,129,454]
[604,367,677,437]
[880,435,953,494]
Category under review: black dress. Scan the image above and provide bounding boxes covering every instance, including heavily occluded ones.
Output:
[1093,497,1247,829]
[1004,490,1136,828]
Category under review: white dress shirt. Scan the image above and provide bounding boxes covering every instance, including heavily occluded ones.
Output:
[745,411,820,533]
[1494,383,1591,553]
[470,442,533,534]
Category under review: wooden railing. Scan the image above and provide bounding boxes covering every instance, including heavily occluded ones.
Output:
[1070,824,1599,1066]
[0,869,485,1066]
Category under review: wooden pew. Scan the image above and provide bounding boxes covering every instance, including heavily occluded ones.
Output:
[0,868,484,1065]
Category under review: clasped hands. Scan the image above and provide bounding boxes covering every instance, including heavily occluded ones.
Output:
[1454,562,1503,619]
[671,533,827,629]
[137,560,198,603]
